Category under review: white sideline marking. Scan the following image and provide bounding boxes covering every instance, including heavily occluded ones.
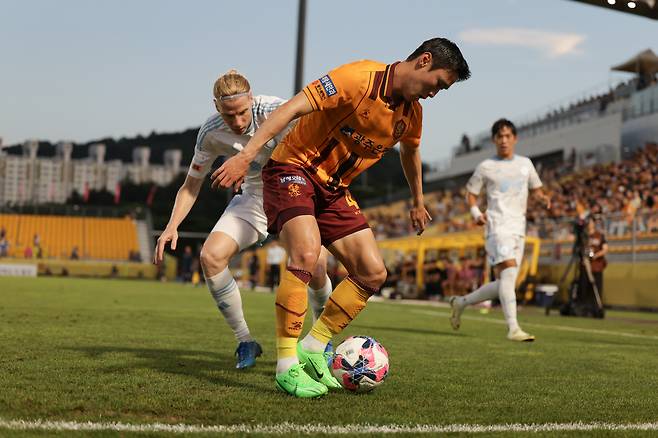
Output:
[411,309,658,341]
[2,419,658,434]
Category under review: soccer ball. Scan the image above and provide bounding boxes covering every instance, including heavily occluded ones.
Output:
[331,336,389,393]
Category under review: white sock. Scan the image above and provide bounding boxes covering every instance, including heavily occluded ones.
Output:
[206,268,253,343]
[301,333,326,353]
[307,274,332,322]
[463,281,499,306]
[276,357,299,375]
[498,267,520,333]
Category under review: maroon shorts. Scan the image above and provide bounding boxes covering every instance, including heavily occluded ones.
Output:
[262,159,370,247]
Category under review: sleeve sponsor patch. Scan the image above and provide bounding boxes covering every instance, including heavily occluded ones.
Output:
[319,75,337,97]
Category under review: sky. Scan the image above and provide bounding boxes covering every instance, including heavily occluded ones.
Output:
[1,0,657,164]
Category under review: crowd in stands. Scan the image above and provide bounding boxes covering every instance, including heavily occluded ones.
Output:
[526,142,658,239]
[365,143,658,241]
[360,142,658,300]
[378,249,487,301]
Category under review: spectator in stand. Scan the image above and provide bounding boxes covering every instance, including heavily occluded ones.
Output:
[587,220,608,302]
[266,240,286,292]
[70,246,80,260]
[423,255,444,300]
[247,249,260,290]
[0,228,9,257]
[180,245,194,283]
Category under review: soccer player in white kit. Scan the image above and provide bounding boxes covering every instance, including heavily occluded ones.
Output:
[449,119,550,342]
[154,70,333,368]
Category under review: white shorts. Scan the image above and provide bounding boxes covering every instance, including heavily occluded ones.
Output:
[211,191,268,251]
[485,234,525,267]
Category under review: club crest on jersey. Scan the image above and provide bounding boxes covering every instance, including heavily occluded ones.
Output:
[319,75,337,97]
[359,109,370,119]
[288,183,302,197]
[191,163,202,171]
[279,175,307,186]
[393,120,407,139]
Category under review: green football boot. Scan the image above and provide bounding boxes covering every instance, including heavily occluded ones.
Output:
[275,363,328,398]
[297,343,342,390]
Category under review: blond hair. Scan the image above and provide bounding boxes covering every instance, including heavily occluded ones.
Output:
[213,69,251,99]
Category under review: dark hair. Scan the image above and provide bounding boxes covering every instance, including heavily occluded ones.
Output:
[491,118,517,138]
[406,38,471,82]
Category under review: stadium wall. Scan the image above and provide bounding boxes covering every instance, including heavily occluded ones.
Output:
[538,262,658,309]
[426,112,622,182]
[0,257,177,281]
[622,112,658,153]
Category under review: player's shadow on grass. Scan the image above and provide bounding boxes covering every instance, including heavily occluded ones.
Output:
[72,346,277,393]
[350,323,465,337]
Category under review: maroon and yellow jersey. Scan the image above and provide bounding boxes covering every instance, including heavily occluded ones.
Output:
[271,60,423,189]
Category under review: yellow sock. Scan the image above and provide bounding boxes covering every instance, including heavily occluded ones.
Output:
[309,318,333,344]
[320,276,372,335]
[275,268,309,361]
[276,336,297,359]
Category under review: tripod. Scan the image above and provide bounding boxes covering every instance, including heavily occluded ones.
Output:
[558,229,605,319]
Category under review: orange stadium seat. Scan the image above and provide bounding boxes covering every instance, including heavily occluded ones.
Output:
[0,214,139,261]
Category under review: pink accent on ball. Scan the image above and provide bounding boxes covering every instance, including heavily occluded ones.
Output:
[342,373,358,390]
[374,364,389,382]
[361,346,375,365]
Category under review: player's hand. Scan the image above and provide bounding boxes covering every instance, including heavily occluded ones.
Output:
[475,212,487,226]
[154,227,178,265]
[410,206,432,235]
[211,154,249,191]
[544,196,552,210]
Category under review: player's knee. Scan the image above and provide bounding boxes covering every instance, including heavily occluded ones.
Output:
[288,248,320,273]
[200,246,229,273]
[359,263,387,290]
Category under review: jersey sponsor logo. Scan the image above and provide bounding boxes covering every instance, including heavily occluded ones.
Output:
[319,75,337,97]
[279,175,307,185]
[393,119,407,140]
[288,183,302,197]
[313,81,328,101]
[339,125,388,156]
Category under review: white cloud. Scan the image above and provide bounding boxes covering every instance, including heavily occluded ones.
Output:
[459,27,586,58]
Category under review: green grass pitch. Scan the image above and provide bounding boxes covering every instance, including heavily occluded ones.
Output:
[1,277,658,437]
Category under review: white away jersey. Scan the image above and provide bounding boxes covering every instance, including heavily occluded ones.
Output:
[188,95,287,194]
[466,154,542,237]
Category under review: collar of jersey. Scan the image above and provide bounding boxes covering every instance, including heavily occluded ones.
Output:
[493,154,516,161]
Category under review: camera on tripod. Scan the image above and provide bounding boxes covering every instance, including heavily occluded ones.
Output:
[559,213,605,319]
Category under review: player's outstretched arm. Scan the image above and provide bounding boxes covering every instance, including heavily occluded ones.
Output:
[399,142,432,235]
[154,175,203,264]
[211,92,314,190]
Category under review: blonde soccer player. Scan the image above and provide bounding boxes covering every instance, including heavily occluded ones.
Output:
[154,70,333,369]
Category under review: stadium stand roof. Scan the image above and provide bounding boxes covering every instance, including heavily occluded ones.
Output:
[570,0,658,20]
[612,49,658,77]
